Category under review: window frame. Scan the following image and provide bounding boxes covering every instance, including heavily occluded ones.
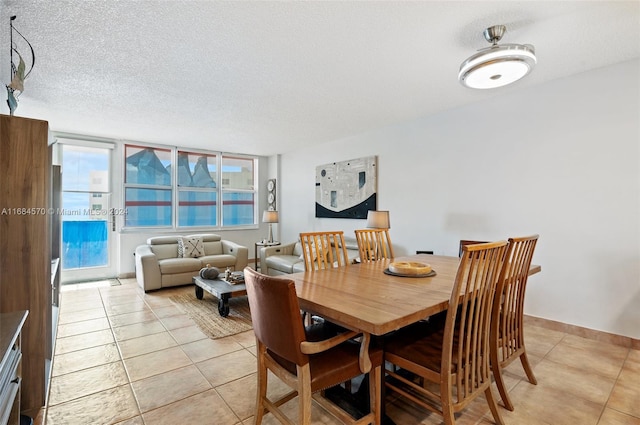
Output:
[123,144,173,229]
[220,154,257,227]
[122,143,259,231]
[176,149,218,228]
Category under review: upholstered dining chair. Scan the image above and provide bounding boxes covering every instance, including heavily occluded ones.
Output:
[299,231,351,271]
[458,239,488,257]
[490,234,539,411]
[354,228,395,262]
[384,241,509,425]
[243,267,382,425]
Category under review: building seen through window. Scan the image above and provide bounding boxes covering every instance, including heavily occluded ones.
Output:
[124,145,256,228]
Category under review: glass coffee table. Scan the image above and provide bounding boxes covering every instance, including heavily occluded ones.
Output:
[192,275,247,317]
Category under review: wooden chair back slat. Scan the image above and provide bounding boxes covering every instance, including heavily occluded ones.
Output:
[354,229,395,262]
[458,239,488,257]
[299,231,350,271]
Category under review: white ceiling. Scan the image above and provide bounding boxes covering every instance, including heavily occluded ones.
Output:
[1,1,639,156]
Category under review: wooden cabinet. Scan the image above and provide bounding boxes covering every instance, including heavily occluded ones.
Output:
[0,311,28,425]
[51,165,61,309]
[0,115,52,414]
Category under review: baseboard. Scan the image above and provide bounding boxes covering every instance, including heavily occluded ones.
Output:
[524,315,640,350]
[118,272,135,279]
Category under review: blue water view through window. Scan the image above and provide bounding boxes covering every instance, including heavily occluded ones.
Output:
[62,220,108,269]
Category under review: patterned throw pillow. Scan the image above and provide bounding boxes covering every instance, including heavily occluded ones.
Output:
[178,236,205,258]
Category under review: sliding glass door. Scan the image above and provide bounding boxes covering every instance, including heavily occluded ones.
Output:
[59,142,116,283]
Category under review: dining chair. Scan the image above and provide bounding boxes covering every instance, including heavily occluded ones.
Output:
[298,231,352,332]
[458,239,488,257]
[299,231,351,270]
[299,230,359,394]
[384,241,509,425]
[244,267,382,425]
[490,234,539,411]
[354,228,395,262]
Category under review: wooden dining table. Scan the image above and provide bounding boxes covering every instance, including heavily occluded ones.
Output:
[283,253,541,370]
[281,253,541,424]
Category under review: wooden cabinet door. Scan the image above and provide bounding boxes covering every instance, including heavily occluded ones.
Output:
[0,114,51,413]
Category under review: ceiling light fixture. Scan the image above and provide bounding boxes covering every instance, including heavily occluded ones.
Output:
[459,25,536,89]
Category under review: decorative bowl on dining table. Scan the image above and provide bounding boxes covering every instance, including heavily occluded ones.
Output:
[384,261,436,278]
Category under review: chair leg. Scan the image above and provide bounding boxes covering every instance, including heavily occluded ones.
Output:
[485,387,505,425]
[491,358,514,411]
[442,404,456,425]
[298,389,312,425]
[441,385,456,425]
[519,351,538,385]
[298,368,313,425]
[255,357,268,424]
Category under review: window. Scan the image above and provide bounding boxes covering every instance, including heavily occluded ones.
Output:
[123,145,257,229]
[177,151,217,227]
[222,155,255,226]
[124,145,172,227]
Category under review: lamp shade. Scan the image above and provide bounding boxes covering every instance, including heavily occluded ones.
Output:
[366,210,390,229]
[262,210,279,223]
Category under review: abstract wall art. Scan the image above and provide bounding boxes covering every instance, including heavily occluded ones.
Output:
[315,156,377,219]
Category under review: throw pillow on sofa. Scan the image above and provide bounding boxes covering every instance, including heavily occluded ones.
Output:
[178,236,205,258]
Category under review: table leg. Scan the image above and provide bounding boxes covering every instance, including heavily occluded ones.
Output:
[354,375,396,425]
[218,294,230,317]
[195,285,204,300]
[254,244,259,270]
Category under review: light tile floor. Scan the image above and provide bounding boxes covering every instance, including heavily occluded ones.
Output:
[45,278,640,425]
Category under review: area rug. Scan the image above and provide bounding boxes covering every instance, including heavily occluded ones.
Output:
[167,286,253,339]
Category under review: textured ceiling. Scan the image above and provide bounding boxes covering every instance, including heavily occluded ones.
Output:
[1,1,639,156]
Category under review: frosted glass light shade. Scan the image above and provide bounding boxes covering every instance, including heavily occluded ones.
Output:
[459,44,536,89]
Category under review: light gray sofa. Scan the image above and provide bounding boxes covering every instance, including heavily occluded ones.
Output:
[135,233,248,291]
[259,237,360,276]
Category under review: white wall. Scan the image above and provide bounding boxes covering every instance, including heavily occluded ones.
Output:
[278,59,640,339]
